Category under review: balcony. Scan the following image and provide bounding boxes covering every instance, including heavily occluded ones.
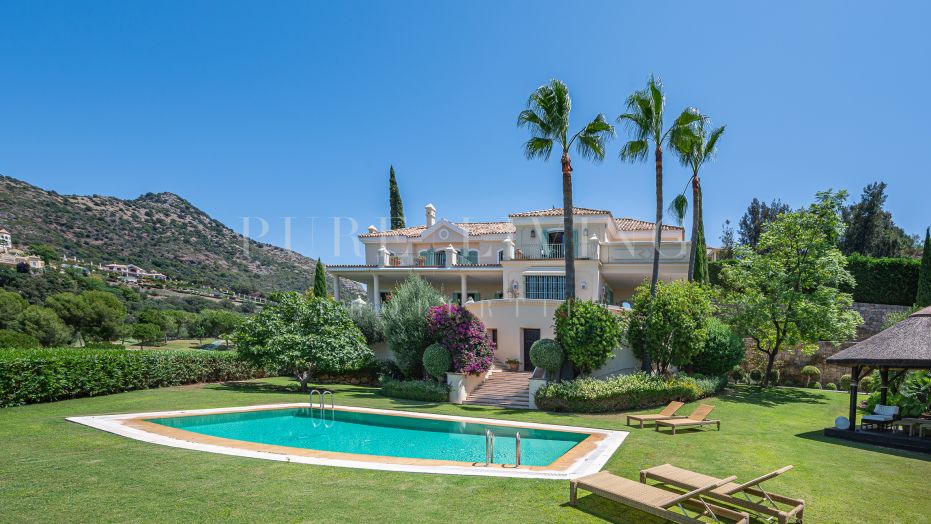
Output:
[515,243,565,260]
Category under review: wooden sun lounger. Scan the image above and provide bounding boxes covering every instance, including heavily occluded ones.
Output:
[655,404,720,434]
[570,471,749,523]
[626,401,687,428]
[640,464,804,524]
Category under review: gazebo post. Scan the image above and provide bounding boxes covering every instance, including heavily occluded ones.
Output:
[879,367,889,406]
[848,365,861,432]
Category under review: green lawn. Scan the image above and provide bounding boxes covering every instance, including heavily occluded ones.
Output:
[1,380,928,523]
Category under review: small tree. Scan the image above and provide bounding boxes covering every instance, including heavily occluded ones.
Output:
[690,317,744,376]
[381,275,445,378]
[555,300,623,374]
[722,191,862,387]
[19,305,70,347]
[917,227,931,308]
[0,290,28,330]
[313,259,328,299]
[348,302,385,344]
[234,293,372,391]
[422,343,452,380]
[132,323,164,349]
[800,365,822,387]
[627,280,712,374]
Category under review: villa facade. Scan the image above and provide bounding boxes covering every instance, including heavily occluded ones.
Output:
[329,204,690,375]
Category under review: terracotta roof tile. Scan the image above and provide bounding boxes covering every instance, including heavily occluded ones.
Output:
[508,207,611,217]
[615,218,684,231]
[359,222,515,238]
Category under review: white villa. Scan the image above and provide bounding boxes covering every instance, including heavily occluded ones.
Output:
[329,204,690,376]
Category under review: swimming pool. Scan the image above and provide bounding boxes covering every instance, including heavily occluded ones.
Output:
[68,404,627,479]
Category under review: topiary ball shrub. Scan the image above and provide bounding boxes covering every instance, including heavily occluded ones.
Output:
[422,343,451,380]
[859,375,874,392]
[426,304,495,375]
[529,338,563,376]
[800,365,821,387]
[813,381,823,389]
[826,382,838,390]
[555,300,622,373]
[767,369,780,386]
[749,368,763,384]
[690,318,745,376]
[729,366,747,384]
[840,374,852,390]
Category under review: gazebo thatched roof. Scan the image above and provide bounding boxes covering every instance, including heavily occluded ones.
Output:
[827,306,931,368]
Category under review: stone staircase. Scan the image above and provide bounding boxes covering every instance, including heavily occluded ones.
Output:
[463,369,532,409]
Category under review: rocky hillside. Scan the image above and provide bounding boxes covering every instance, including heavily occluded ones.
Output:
[0,175,362,297]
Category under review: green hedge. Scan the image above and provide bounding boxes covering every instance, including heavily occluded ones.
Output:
[711,256,920,306]
[844,254,920,306]
[0,348,267,407]
[379,379,449,402]
[535,373,727,413]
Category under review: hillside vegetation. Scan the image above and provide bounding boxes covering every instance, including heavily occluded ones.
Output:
[0,176,360,296]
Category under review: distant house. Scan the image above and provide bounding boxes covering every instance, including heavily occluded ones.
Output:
[0,228,45,271]
[102,263,167,281]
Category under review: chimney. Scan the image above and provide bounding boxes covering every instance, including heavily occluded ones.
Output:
[367,225,378,234]
[425,203,436,227]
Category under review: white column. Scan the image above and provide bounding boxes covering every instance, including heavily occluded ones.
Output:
[373,274,381,310]
[503,237,515,261]
[333,276,341,301]
[460,274,467,305]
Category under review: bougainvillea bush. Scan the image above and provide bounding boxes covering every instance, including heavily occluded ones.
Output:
[426,304,495,375]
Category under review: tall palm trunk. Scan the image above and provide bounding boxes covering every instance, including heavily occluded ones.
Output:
[650,145,663,296]
[561,151,576,300]
[687,173,700,281]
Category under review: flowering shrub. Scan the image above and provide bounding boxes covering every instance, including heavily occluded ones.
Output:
[426,304,495,375]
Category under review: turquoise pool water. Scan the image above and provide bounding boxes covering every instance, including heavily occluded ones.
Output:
[147,408,588,467]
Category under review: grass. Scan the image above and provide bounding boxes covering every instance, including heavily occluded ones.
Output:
[1,379,928,523]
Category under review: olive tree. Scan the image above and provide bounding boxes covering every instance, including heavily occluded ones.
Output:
[234,292,372,391]
[721,191,862,387]
[381,275,444,378]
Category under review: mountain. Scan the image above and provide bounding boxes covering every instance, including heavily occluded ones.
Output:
[0,175,362,297]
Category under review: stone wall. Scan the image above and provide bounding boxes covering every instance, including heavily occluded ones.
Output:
[742,302,911,386]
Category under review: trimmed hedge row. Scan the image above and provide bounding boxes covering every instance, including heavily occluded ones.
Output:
[0,348,267,407]
[535,373,727,413]
[379,379,449,402]
[710,255,920,306]
[844,254,920,306]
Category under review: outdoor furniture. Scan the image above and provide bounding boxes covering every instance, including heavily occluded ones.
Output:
[626,401,686,428]
[640,464,805,524]
[569,470,749,524]
[655,404,720,435]
[860,404,899,431]
[892,418,929,436]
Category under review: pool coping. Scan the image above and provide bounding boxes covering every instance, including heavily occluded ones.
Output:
[67,403,628,479]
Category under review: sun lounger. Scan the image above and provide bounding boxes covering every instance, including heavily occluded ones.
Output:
[570,470,749,523]
[655,404,720,434]
[860,404,899,430]
[640,464,804,524]
[627,401,687,428]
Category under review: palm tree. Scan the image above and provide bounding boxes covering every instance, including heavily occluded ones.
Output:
[670,112,725,281]
[618,75,701,296]
[518,79,614,300]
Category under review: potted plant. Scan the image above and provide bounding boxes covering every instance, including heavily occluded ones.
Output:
[506,358,520,372]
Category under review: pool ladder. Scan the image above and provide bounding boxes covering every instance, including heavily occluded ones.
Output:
[309,389,335,428]
[484,429,520,467]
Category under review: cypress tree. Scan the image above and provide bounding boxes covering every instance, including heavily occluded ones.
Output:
[917,227,931,307]
[389,166,406,230]
[693,188,709,284]
[313,259,328,299]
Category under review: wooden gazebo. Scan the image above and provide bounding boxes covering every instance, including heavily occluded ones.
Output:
[825,306,931,449]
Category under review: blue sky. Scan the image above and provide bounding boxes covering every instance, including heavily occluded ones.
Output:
[1,0,929,264]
